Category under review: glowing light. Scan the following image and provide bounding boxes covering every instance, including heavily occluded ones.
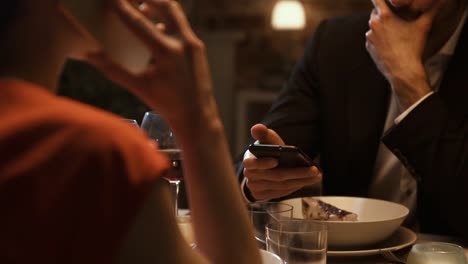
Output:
[271,0,306,30]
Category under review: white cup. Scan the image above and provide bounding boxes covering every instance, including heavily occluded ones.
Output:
[407,242,468,264]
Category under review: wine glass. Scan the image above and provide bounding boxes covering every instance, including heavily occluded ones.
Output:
[122,118,139,127]
[141,112,183,216]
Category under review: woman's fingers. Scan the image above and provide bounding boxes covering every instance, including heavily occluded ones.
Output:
[112,0,173,52]
[138,1,174,31]
[143,0,199,42]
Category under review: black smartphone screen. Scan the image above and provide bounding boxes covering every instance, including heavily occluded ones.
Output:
[248,143,318,168]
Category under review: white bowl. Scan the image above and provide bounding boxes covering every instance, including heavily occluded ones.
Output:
[282,196,409,249]
[260,249,283,264]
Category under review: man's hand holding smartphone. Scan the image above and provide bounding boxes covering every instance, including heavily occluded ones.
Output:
[242,124,322,201]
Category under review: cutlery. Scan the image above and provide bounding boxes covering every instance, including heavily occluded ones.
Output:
[380,250,406,263]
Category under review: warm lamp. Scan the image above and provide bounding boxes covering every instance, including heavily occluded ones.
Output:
[271,0,306,30]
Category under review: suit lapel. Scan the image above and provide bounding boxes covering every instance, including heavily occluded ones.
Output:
[344,55,390,194]
[439,20,468,113]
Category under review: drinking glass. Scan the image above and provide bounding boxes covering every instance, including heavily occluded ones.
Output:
[266,220,327,264]
[248,202,293,249]
[407,242,468,264]
[141,111,183,215]
[122,118,139,127]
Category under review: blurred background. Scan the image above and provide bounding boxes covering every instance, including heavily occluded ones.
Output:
[58,0,372,156]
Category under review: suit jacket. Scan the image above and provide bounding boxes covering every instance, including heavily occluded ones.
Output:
[238,13,468,241]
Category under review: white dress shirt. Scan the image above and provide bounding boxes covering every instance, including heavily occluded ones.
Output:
[369,10,468,228]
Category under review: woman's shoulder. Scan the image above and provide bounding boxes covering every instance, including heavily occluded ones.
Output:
[49,99,170,183]
[0,80,169,183]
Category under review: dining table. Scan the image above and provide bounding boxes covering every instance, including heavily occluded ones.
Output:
[177,209,467,264]
[328,232,468,264]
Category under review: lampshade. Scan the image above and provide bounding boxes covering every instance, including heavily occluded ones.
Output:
[271,0,306,30]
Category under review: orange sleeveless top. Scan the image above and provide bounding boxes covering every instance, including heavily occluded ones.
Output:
[0,79,169,263]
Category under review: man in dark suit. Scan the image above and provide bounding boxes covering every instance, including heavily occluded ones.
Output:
[239,0,468,241]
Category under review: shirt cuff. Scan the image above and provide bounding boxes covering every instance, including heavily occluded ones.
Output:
[394,92,434,124]
[241,177,270,203]
[241,178,257,203]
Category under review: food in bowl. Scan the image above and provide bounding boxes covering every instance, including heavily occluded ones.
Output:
[283,196,410,248]
[302,197,358,221]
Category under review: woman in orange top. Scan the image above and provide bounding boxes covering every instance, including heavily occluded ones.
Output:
[0,0,261,263]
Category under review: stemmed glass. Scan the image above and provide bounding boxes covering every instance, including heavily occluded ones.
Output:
[122,118,139,127]
[141,111,183,216]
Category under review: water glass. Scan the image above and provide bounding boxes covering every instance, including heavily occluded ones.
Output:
[266,220,327,264]
[407,242,468,264]
[248,202,293,249]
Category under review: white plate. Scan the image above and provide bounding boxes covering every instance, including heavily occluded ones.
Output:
[328,226,417,257]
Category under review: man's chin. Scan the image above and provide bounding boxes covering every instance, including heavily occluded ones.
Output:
[394,9,423,20]
[384,0,423,20]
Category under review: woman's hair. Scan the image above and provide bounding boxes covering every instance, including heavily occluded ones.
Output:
[1,2,22,30]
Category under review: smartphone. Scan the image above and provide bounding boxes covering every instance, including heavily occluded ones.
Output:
[58,0,151,73]
[248,143,319,169]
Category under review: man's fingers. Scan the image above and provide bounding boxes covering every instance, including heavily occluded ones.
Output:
[245,166,322,200]
[368,8,381,37]
[243,157,278,170]
[247,177,320,200]
[371,0,391,16]
[251,124,285,145]
[252,189,296,201]
[244,166,322,182]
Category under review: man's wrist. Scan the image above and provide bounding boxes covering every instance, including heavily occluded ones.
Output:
[390,66,432,110]
[394,91,434,124]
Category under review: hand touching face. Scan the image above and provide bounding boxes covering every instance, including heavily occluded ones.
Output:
[385,0,442,20]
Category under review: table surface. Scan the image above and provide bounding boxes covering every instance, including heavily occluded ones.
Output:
[177,210,466,263]
[328,233,467,264]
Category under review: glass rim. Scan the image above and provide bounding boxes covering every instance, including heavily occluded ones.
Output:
[265,220,327,234]
[411,242,465,254]
[144,111,159,116]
